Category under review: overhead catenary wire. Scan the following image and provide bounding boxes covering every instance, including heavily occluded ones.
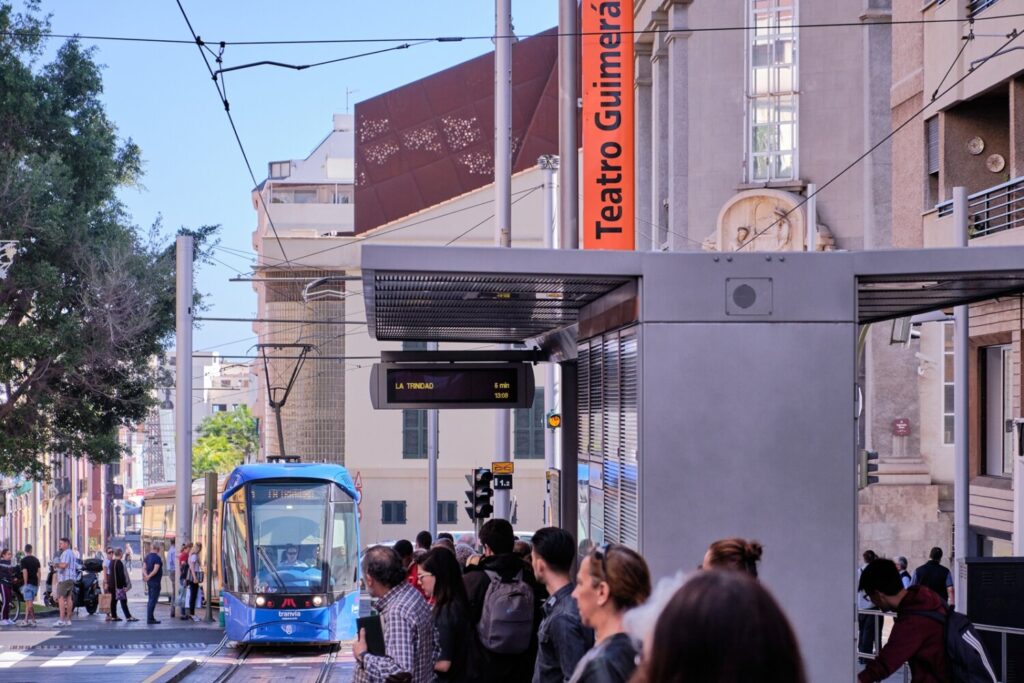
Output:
[6,12,1024,47]
[244,184,545,273]
[174,0,293,271]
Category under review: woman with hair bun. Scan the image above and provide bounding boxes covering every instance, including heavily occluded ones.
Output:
[701,537,763,578]
[630,570,807,683]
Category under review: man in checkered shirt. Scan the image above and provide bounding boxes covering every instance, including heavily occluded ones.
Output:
[353,545,437,683]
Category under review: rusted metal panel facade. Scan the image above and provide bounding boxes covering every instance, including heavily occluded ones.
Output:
[354,29,561,233]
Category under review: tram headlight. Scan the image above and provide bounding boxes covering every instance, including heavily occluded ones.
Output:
[255,595,266,607]
[312,596,323,607]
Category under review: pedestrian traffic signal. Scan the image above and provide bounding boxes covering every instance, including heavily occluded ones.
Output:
[859,449,880,489]
[546,410,562,429]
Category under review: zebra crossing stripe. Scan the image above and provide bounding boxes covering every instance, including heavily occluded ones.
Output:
[40,651,92,668]
[107,652,151,666]
[0,652,29,669]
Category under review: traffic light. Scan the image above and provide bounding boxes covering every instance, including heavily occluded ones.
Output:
[859,449,879,489]
[465,468,494,520]
[546,410,562,429]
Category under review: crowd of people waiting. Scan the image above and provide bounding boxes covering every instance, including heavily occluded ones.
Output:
[352,522,805,683]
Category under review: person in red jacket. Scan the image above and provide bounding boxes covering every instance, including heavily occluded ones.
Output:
[857,558,949,683]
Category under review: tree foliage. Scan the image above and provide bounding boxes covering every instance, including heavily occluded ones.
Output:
[0,3,218,479]
[193,405,257,475]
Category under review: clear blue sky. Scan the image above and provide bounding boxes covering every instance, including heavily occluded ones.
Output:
[27,1,558,358]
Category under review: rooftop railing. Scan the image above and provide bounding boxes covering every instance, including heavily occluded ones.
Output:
[935,175,1024,238]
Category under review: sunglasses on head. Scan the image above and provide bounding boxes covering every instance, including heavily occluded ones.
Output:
[592,543,613,579]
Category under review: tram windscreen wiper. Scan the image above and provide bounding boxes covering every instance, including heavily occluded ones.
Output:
[256,545,289,593]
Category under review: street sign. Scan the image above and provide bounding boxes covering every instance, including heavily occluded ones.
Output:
[369,362,535,409]
[492,462,514,475]
[493,474,513,490]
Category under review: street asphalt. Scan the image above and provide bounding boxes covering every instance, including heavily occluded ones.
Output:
[0,565,358,682]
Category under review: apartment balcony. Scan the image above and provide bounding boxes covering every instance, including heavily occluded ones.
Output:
[263,202,354,236]
[933,176,1024,244]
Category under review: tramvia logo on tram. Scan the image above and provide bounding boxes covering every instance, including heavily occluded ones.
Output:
[220,462,361,644]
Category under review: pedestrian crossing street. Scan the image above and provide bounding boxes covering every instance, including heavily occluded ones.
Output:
[0,647,210,671]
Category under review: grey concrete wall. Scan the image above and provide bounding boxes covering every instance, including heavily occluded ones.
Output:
[641,320,857,683]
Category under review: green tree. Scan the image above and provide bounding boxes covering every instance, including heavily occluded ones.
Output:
[193,405,258,474]
[0,3,218,478]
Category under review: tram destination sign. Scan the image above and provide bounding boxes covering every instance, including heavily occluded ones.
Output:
[370,362,535,410]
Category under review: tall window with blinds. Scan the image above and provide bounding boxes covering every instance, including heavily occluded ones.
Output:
[402,341,429,458]
[747,0,798,182]
[514,388,545,459]
[578,327,639,549]
[926,116,940,207]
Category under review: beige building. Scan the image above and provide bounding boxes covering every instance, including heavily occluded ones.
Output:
[888,0,1024,558]
[252,115,554,543]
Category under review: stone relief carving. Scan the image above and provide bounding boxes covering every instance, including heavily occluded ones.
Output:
[701,189,836,252]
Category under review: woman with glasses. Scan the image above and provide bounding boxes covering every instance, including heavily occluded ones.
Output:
[569,544,651,683]
[417,547,479,682]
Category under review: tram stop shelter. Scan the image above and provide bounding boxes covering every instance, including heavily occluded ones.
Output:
[361,243,1024,681]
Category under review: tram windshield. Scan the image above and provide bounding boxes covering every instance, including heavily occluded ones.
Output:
[248,481,355,594]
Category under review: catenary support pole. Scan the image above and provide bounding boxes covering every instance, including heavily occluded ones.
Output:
[559,0,578,250]
[540,155,560,475]
[175,235,194,548]
[540,155,560,525]
[560,362,578,540]
[31,480,38,557]
[493,0,513,520]
[428,341,439,537]
[71,456,78,552]
[952,186,969,610]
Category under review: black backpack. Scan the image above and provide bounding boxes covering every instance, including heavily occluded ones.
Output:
[909,608,997,683]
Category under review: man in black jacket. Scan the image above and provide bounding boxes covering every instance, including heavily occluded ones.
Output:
[464,519,545,683]
[911,547,954,607]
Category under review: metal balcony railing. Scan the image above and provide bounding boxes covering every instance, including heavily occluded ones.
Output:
[934,176,1024,238]
[968,0,1000,16]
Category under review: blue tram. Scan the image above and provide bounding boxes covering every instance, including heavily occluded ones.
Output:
[220,463,361,644]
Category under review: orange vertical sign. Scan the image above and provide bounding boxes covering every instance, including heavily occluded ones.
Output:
[582,0,634,250]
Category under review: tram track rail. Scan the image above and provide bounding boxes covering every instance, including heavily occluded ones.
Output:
[192,641,338,683]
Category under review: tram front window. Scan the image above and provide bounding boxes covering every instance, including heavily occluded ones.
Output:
[250,482,329,594]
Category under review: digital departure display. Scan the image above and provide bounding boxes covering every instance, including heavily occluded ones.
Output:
[250,485,323,504]
[387,367,519,405]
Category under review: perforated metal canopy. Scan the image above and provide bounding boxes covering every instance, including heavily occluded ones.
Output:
[366,271,632,343]
[361,245,1024,343]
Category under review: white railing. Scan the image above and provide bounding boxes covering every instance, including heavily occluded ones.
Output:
[934,176,1024,237]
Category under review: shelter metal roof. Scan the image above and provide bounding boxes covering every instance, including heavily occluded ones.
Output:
[367,271,632,343]
[361,245,1024,343]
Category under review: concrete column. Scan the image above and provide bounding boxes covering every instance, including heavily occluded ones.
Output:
[952,187,969,610]
[1009,77,1024,179]
[634,44,653,251]
[650,20,669,251]
[666,2,690,251]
